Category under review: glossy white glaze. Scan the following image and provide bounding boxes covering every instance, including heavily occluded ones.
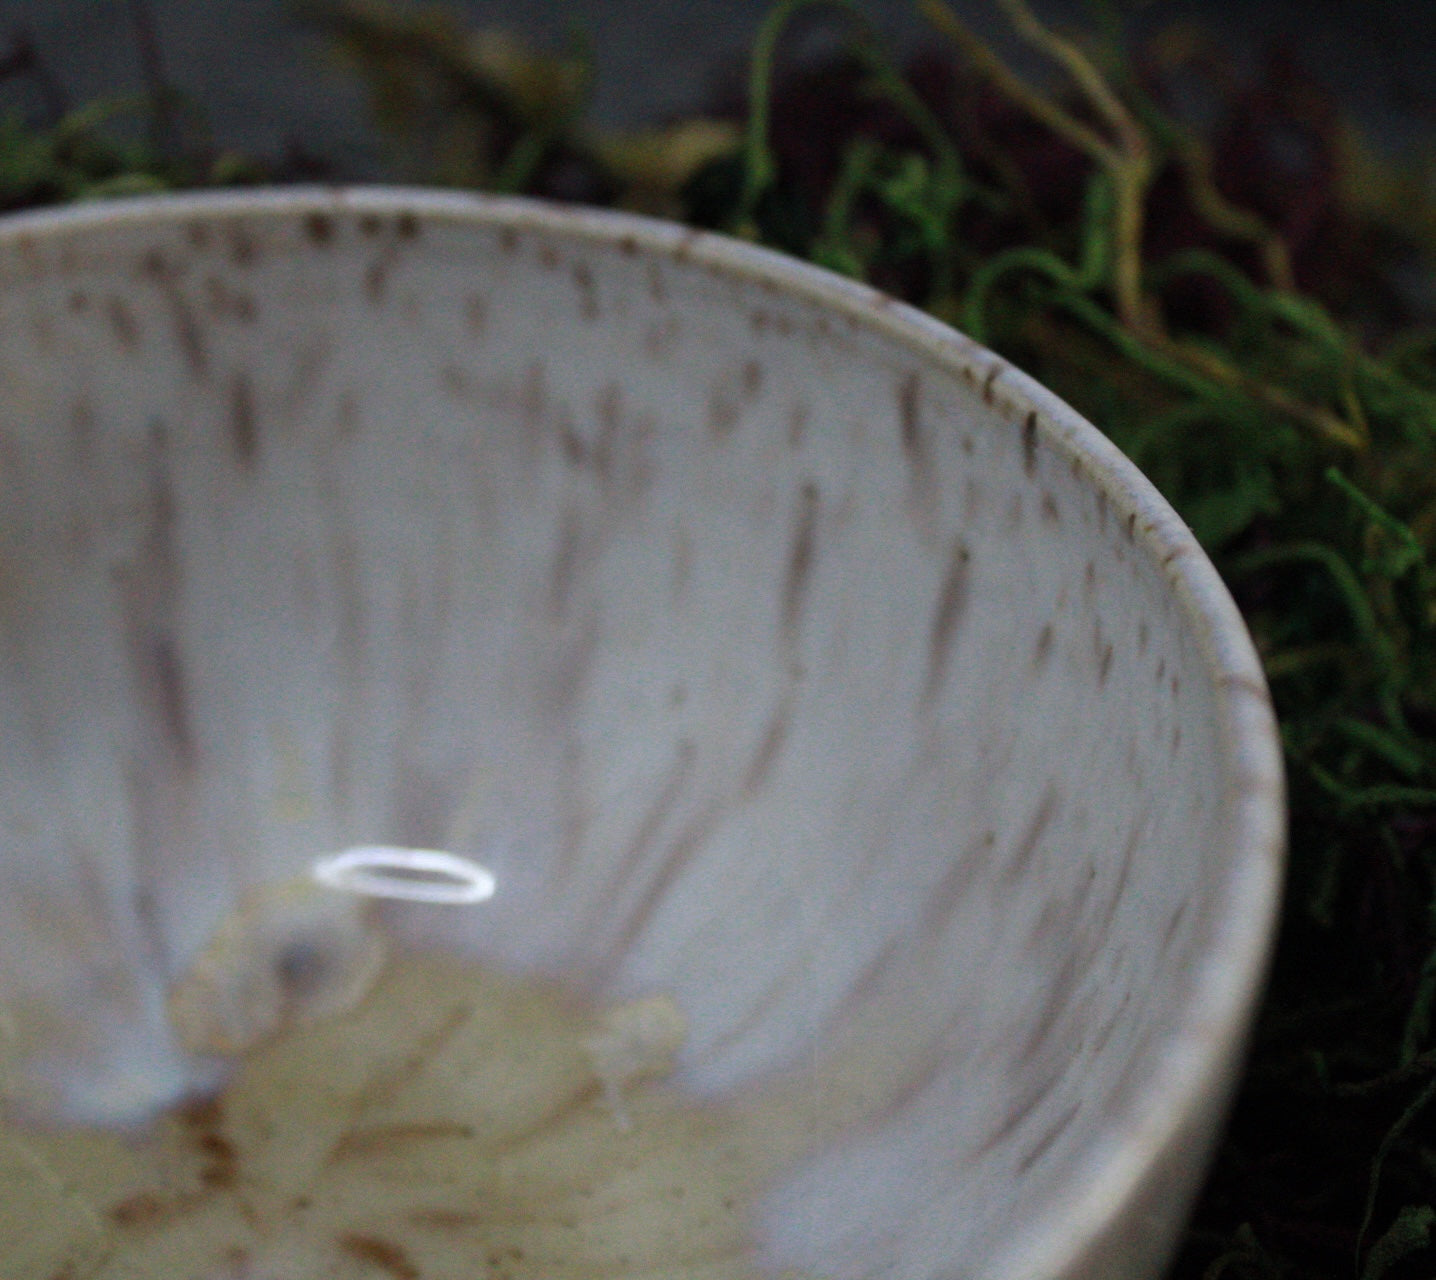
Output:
[0,189,1284,1280]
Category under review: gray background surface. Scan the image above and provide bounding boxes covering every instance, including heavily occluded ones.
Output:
[2,2,1432,172]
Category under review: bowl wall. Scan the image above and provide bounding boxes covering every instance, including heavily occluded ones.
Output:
[0,190,1283,1279]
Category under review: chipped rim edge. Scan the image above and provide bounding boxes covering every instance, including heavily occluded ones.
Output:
[0,186,1287,1278]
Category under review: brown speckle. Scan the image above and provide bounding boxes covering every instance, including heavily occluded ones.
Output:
[358,213,383,237]
[537,242,560,270]
[396,211,420,240]
[304,212,335,245]
[1125,511,1137,541]
[781,482,819,639]
[227,227,257,266]
[338,1235,420,1280]
[1041,492,1060,523]
[498,226,518,254]
[229,371,258,465]
[67,289,89,313]
[925,536,971,696]
[109,1192,167,1228]
[185,221,211,250]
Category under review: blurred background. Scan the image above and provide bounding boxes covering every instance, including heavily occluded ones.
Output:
[3,0,1433,170]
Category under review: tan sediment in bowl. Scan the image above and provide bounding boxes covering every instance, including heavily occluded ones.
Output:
[0,189,1284,1279]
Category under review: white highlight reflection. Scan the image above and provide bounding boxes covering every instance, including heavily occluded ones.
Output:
[311,846,497,904]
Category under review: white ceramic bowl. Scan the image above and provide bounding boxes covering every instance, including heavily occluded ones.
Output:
[0,189,1283,1279]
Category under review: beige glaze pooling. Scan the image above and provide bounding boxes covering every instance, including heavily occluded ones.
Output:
[0,191,1284,1280]
[0,945,824,1280]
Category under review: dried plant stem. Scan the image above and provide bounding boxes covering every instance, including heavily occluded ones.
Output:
[920,0,1154,334]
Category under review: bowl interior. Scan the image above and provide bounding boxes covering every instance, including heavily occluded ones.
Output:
[0,192,1282,1279]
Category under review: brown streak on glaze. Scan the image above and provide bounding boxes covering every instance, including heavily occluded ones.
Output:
[107,296,140,350]
[338,1235,420,1280]
[924,536,971,697]
[593,380,622,477]
[981,362,1001,405]
[588,741,696,914]
[464,293,488,335]
[229,370,258,465]
[1013,949,1084,1064]
[742,701,792,795]
[148,635,197,767]
[335,1122,475,1160]
[741,357,764,396]
[1033,623,1054,672]
[1159,899,1189,961]
[1022,411,1038,477]
[977,1066,1064,1155]
[781,482,819,641]
[203,274,256,323]
[1215,671,1274,706]
[549,509,583,619]
[1017,1099,1081,1173]
[139,250,208,377]
[599,803,720,976]
[1003,783,1060,886]
[572,260,599,320]
[898,371,923,460]
[1096,821,1141,935]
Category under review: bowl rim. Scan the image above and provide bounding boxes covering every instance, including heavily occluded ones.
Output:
[0,186,1286,1278]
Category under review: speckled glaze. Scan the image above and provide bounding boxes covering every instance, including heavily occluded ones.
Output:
[0,189,1284,1279]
